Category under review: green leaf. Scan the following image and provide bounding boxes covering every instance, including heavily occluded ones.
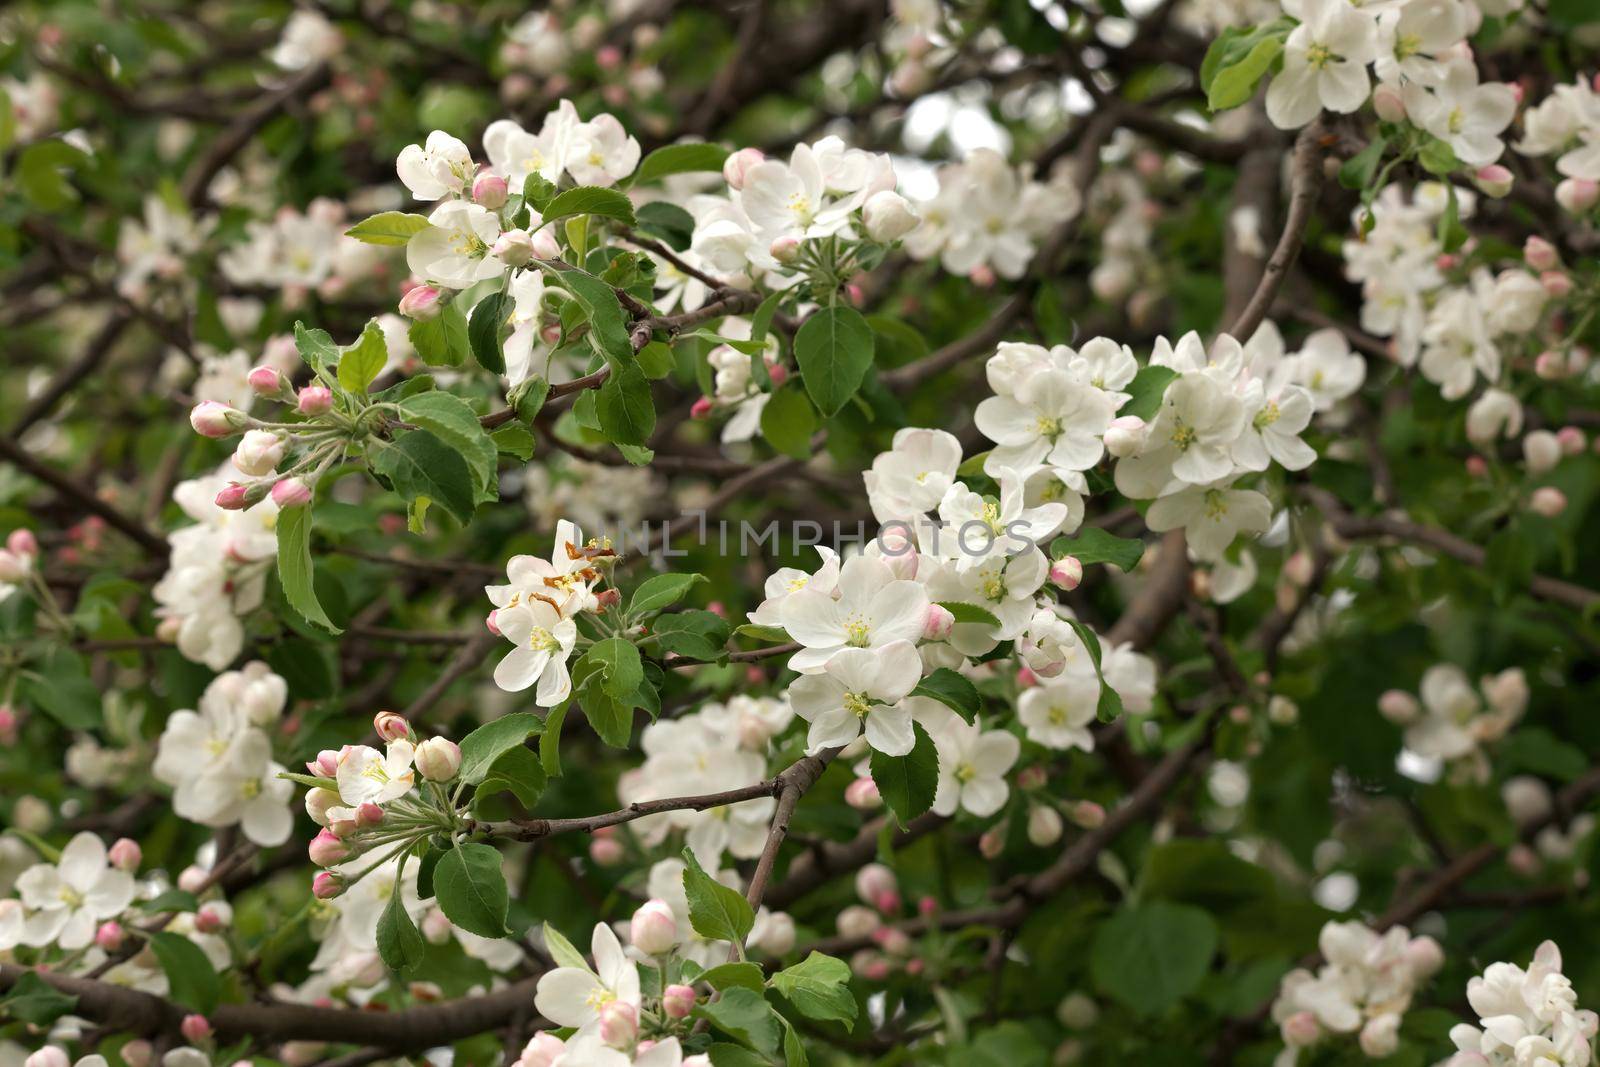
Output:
[596,362,656,445]
[634,200,696,251]
[338,318,389,394]
[638,339,675,379]
[699,961,766,992]
[20,649,102,729]
[371,429,477,525]
[636,143,730,184]
[911,667,981,723]
[577,684,635,748]
[696,986,781,1056]
[457,711,546,785]
[653,610,731,661]
[542,185,637,226]
[1122,365,1179,422]
[871,722,940,824]
[936,601,1002,629]
[376,873,426,972]
[150,931,221,1013]
[433,842,509,938]
[760,384,817,459]
[474,745,547,811]
[543,922,590,970]
[547,264,633,364]
[1090,902,1218,1016]
[398,391,499,500]
[1338,137,1389,192]
[794,305,875,417]
[1207,35,1283,111]
[492,423,536,460]
[629,573,706,617]
[346,211,432,245]
[1,972,78,1026]
[295,320,339,376]
[587,637,645,701]
[1050,527,1146,573]
[782,1017,810,1067]
[276,505,341,633]
[469,288,512,375]
[682,847,754,946]
[1064,619,1125,723]
[409,302,471,367]
[136,889,200,913]
[1418,137,1460,176]
[736,623,791,644]
[16,141,87,211]
[707,1045,770,1067]
[770,952,857,1027]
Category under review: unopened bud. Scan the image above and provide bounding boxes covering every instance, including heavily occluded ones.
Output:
[979,826,1006,859]
[1523,430,1561,474]
[663,984,696,1019]
[399,284,445,321]
[194,904,226,934]
[1542,270,1574,298]
[5,529,36,558]
[1359,1014,1400,1058]
[590,834,624,866]
[296,384,333,415]
[1530,486,1567,517]
[24,1049,70,1067]
[769,234,801,264]
[1406,934,1445,978]
[1472,164,1513,199]
[414,737,462,782]
[1017,765,1049,791]
[599,1000,639,1050]
[844,776,882,810]
[309,828,351,867]
[1103,415,1147,458]
[305,787,341,826]
[1068,801,1105,829]
[492,228,535,266]
[190,400,243,438]
[374,711,410,741]
[96,920,126,951]
[1050,556,1083,591]
[1267,695,1299,725]
[312,871,346,899]
[307,749,339,777]
[1372,83,1406,123]
[473,172,509,209]
[271,477,313,509]
[1027,804,1064,847]
[177,865,209,893]
[180,1014,213,1043]
[722,147,765,191]
[248,365,290,397]
[1377,689,1419,724]
[1524,236,1559,271]
[120,1040,154,1067]
[233,429,286,477]
[922,603,955,641]
[690,396,714,420]
[855,863,898,907]
[1556,177,1600,215]
[1558,426,1586,455]
[1282,1010,1321,1048]
[357,802,384,827]
[629,899,679,955]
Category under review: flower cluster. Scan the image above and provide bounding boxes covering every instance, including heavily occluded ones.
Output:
[0,833,136,952]
[154,662,294,845]
[219,196,396,304]
[487,519,615,701]
[1379,665,1527,784]
[1271,920,1444,1063]
[1447,941,1598,1067]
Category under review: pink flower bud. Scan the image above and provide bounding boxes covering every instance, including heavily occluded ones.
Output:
[663,984,696,1019]
[414,737,462,782]
[180,1014,213,1043]
[1465,455,1488,478]
[1068,801,1106,829]
[296,385,333,415]
[1016,665,1038,688]
[1282,1010,1321,1048]
[373,711,410,741]
[769,234,801,264]
[194,904,226,934]
[590,834,625,865]
[309,829,351,867]
[1534,350,1566,380]
[844,776,882,810]
[271,477,313,509]
[530,228,563,261]
[1377,689,1419,724]
[399,283,446,322]
[6,528,37,558]
[190,400,243,438]
[596,44,623,70]
[1017,765,1048,791]
[1556,177,1600,215]
[485,609,502,636]
[1542,270,1574,298]
[1435,253,1457,271]
[978,827,1005,859]
[120,1040,154,1067]
[629,899,679,955]
[1103,415,1147,458]
[24,1048,70,1067]
[473,172,509,209]
[248,365,290,397]
[1524,236,1559,271]
[0,550,27,585]
[596,588,623,613]
[96,920,125,951]
[767,361,789,386]
[1472,164,1513,199]
[214,483,253,511]
[1558,426,1587,455]
[1049,556,1083,591]
[922,602,955,641]
[1406,934,1444,978]
[177,865,209,893]
[1530,486,1567,517]
[1372,83,1406,123]
[312,871,346,899]
[1359,1014,1400,1058]
[492,228,535,266]
[690,396,714,419]
[599,1000,638,1050]
[722,147,765,190]
[1027,804,1064,847]
[855,863,897,907]
[307,749,339,777]
[357,801,384,827]
[854,952,892,981]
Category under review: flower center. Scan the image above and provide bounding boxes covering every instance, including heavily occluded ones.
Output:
[59,885,84,907]
[1035,414,1062,439]
[1253,402,1281,430]
[529,627,560,652]
[1171,419,1198,451]
[844,691,873,719]
[1306,42,1336,69]
[954,762,976,783]
[1203,489,1230,520]
[843,615,872,647]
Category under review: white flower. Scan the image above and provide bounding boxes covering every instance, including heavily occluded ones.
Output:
[487,520,602,618]
[397,130,475,201]
[938,469,1068,559]
[1402,58,1518,168]
[1465,387,1523,446]
[1115,373,1248,498]
[748,547,840,628]
[975,366,1117,475]
[862,190,920,242]
[1284,328,1366,411]
[14,834,136,950]
[335,741,418,807]
[492,599,579,703]
[1146,482,1273,562]
[1373,0,1467,86]
[1266,0,1381,130]
[566,113,641,187]
[407,201,504,289]
[779,555,929,672]
[1451,941,1594,1067]
[788,641,923,755]
[272,9,342,70]
[1017,675,1097,751]
[534,922,642,1029]
[1234,383,1317,472]
[864,428,963,523]
[926,709,1020,818]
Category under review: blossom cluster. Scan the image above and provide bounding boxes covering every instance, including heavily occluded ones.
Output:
[1378,664,1527,784]
[1447,941,1598,1067]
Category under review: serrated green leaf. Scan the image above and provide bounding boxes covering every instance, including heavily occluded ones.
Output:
[770,952,857,1027]
[1050,527,1146,573]
[338,318,389,394]
[150,931,221,1013]
[346,211,431,245]
[434,842,509,939]
[542,185,637,226]
[457,711,545,785]
[795,305,875,417]
[469,288,512,375]
[276,504,341,633]
[636,143,730,185]
[870,722,939,824]
[911,667,980,723]
[682,847,754,946]
[629,573,706,617]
